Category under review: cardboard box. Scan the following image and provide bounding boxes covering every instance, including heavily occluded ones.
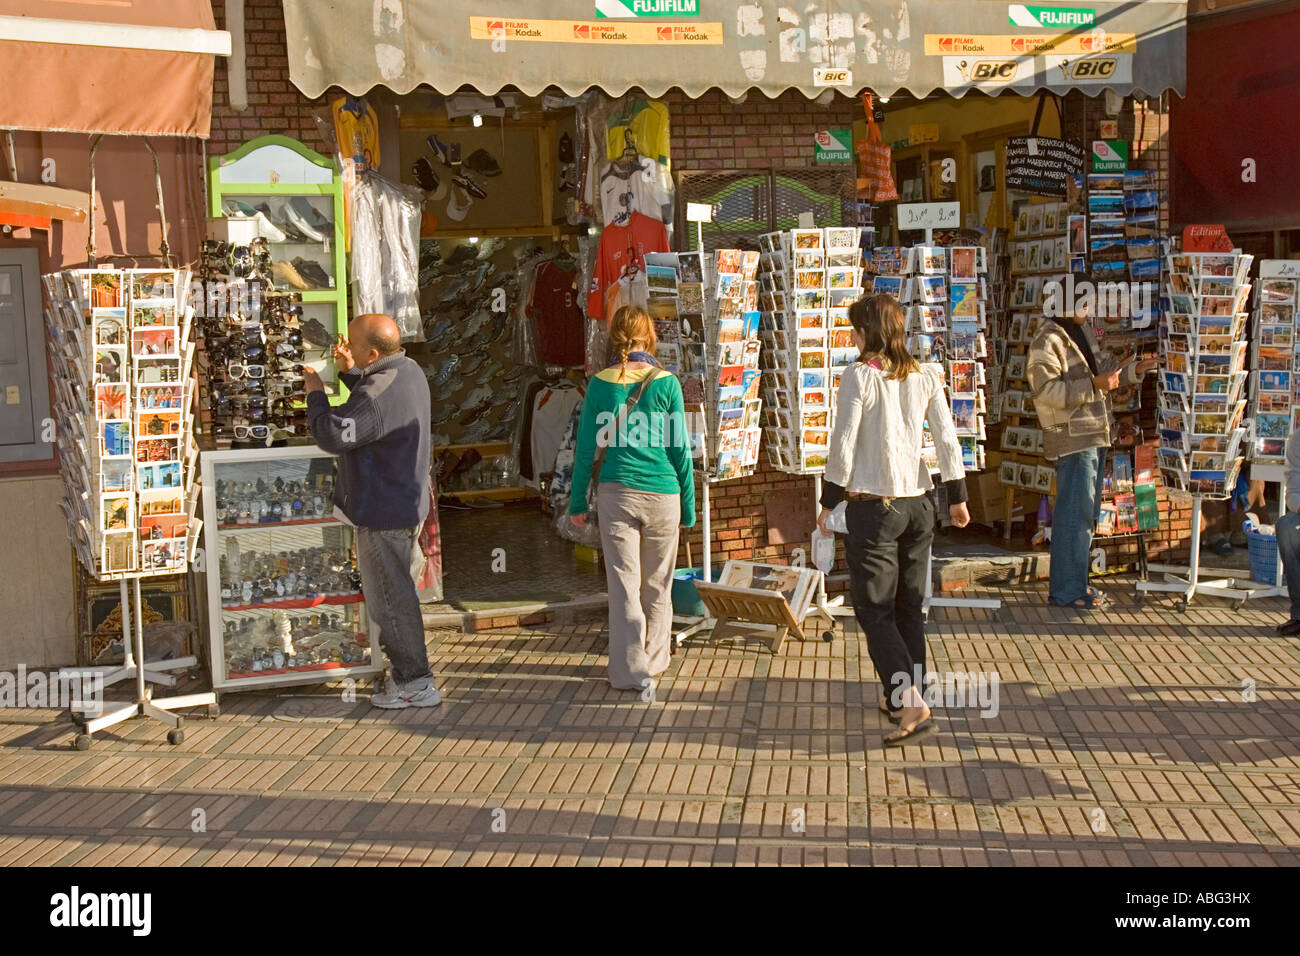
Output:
[966,469,1005,526]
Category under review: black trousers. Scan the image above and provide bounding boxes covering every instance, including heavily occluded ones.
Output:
[843,493,935,711]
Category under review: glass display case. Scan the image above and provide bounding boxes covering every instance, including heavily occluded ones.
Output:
[200,446,381,691]
[209,135,347,398]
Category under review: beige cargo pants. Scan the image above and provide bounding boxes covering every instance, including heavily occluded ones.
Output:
[597,482,680,691]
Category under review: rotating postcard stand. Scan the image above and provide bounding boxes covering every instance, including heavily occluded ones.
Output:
[71,578,217,750]
[43,265,215,749]
[1136,248,1270,610]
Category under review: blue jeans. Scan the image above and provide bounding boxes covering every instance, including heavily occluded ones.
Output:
[1276,514,1300,619]
[1050,447,1106,605]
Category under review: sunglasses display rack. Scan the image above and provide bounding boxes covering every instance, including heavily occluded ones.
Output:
[43,267,214,748]
[756,227,864,476]
[1246,262,1300,473]
[197,242,322,447]
[199,446,382,691]
[704,248,764,481]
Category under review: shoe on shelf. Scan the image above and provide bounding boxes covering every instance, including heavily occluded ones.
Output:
[371,676,442,709]
[255,202,308,242]
[412,157,440,192]
[300,317,334,349]
[276,198,328,243]
[271,260,311,291]
[1276,619,1300,637]
[222,200,288,242]
[464,148,502,177]
[290,196,332,233]
[293,257,333,289]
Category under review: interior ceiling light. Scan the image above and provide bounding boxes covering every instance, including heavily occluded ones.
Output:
[472,113,483,127]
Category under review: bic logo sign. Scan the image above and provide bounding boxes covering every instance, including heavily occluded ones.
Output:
[1064,59,1117,79]
[972,61,1018,80]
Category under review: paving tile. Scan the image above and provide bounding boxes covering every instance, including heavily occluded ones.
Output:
[2,576,1298,864]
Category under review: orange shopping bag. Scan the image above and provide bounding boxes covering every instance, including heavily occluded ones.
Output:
[856,92,899,202]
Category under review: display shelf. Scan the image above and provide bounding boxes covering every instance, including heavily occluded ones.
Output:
[217,517,338,531]
[220,593,363,613]
[200,445,377,692]
[436,441,512,454]
[439,486,536,500]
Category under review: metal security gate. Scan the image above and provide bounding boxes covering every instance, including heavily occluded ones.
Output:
[675,167,857,253]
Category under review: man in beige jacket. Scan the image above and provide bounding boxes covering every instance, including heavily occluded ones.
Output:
[1027,305,1156,609]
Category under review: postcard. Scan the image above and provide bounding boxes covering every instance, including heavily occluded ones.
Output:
[101,494,133,532]
[101,531,137,574]
[1027,205,1045,236]
[793,290,826,310]
[792,229,823,251]
[872,275,903,298]
[800,369,827,391]
[950,282,979,317]
[136,436,181,464]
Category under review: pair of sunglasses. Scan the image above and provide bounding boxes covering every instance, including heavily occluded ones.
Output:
[228,363,266,380]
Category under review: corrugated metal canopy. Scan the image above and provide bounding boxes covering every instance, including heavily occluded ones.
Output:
[0,0,227,137]
[283,0,1186,101]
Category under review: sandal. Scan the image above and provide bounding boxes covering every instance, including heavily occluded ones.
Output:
[883,714,937,748]
[878,697,901,725]
[1054,591,1110,610]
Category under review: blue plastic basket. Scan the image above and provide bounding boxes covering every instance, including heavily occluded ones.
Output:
[1244,522,1279,585]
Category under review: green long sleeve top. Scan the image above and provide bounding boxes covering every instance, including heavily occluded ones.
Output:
[568,366,696,527]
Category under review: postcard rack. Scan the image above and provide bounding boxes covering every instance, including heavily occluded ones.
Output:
[1138,246,1271,610]
[43,267,215,747]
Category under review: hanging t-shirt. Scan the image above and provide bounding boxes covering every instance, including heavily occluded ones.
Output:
[606,98,670,166]
[531,385,583,482]
[528,260,585,367]
[600,158,671,227]
[587,211,670,320]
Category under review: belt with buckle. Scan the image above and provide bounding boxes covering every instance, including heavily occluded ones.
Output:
[846,492,894,508]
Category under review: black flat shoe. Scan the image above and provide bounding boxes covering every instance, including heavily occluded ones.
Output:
[1276,619,1300,636]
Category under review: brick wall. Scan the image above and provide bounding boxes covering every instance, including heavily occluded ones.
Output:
[208,0,329,159]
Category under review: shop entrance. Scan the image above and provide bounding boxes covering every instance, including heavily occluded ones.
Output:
[396,94,603,611]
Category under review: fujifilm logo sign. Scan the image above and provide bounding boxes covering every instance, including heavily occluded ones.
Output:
[1009,5,1096,29]
[50,886,152,936]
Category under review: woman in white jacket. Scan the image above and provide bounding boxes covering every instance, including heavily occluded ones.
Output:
[817,293,970,747]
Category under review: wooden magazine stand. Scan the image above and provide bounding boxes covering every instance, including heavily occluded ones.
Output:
[693,581,806,654]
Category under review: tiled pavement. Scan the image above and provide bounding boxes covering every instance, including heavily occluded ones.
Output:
[1,577,1299,866]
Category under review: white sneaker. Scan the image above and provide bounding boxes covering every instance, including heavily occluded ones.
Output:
[371,677,443,709]
[222,200,287,242]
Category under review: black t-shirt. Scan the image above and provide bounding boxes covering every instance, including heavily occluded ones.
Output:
[1055,317,1099,376]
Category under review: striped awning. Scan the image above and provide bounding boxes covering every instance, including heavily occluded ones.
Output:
[283,0,1187,101]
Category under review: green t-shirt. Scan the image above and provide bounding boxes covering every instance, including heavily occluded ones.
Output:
[569,366,696,526]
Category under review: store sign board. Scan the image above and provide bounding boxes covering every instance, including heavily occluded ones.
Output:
[814,129,853,164]
[1091,139,1127,172]
[942,55,1036,89]
[595,0,699,17]
[1182,225,1233,253]
[1008,5,1096,29]
[908,124,940,145]
[471,18,722,43]
[1005,136,1086,198]
[924,33,1135,55]
[686,202,714,223]
[1044,53,1133,86]
[897,201,961,231]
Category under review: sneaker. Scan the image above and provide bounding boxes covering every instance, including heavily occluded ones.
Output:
[427,133,458,168]
[277,198,328,243]
[453,173,487,200]
[300,316,334,349]
[256,202,309,242]
[371,676,443,709]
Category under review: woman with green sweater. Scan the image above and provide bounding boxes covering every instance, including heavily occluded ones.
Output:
[570,306,696,691]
